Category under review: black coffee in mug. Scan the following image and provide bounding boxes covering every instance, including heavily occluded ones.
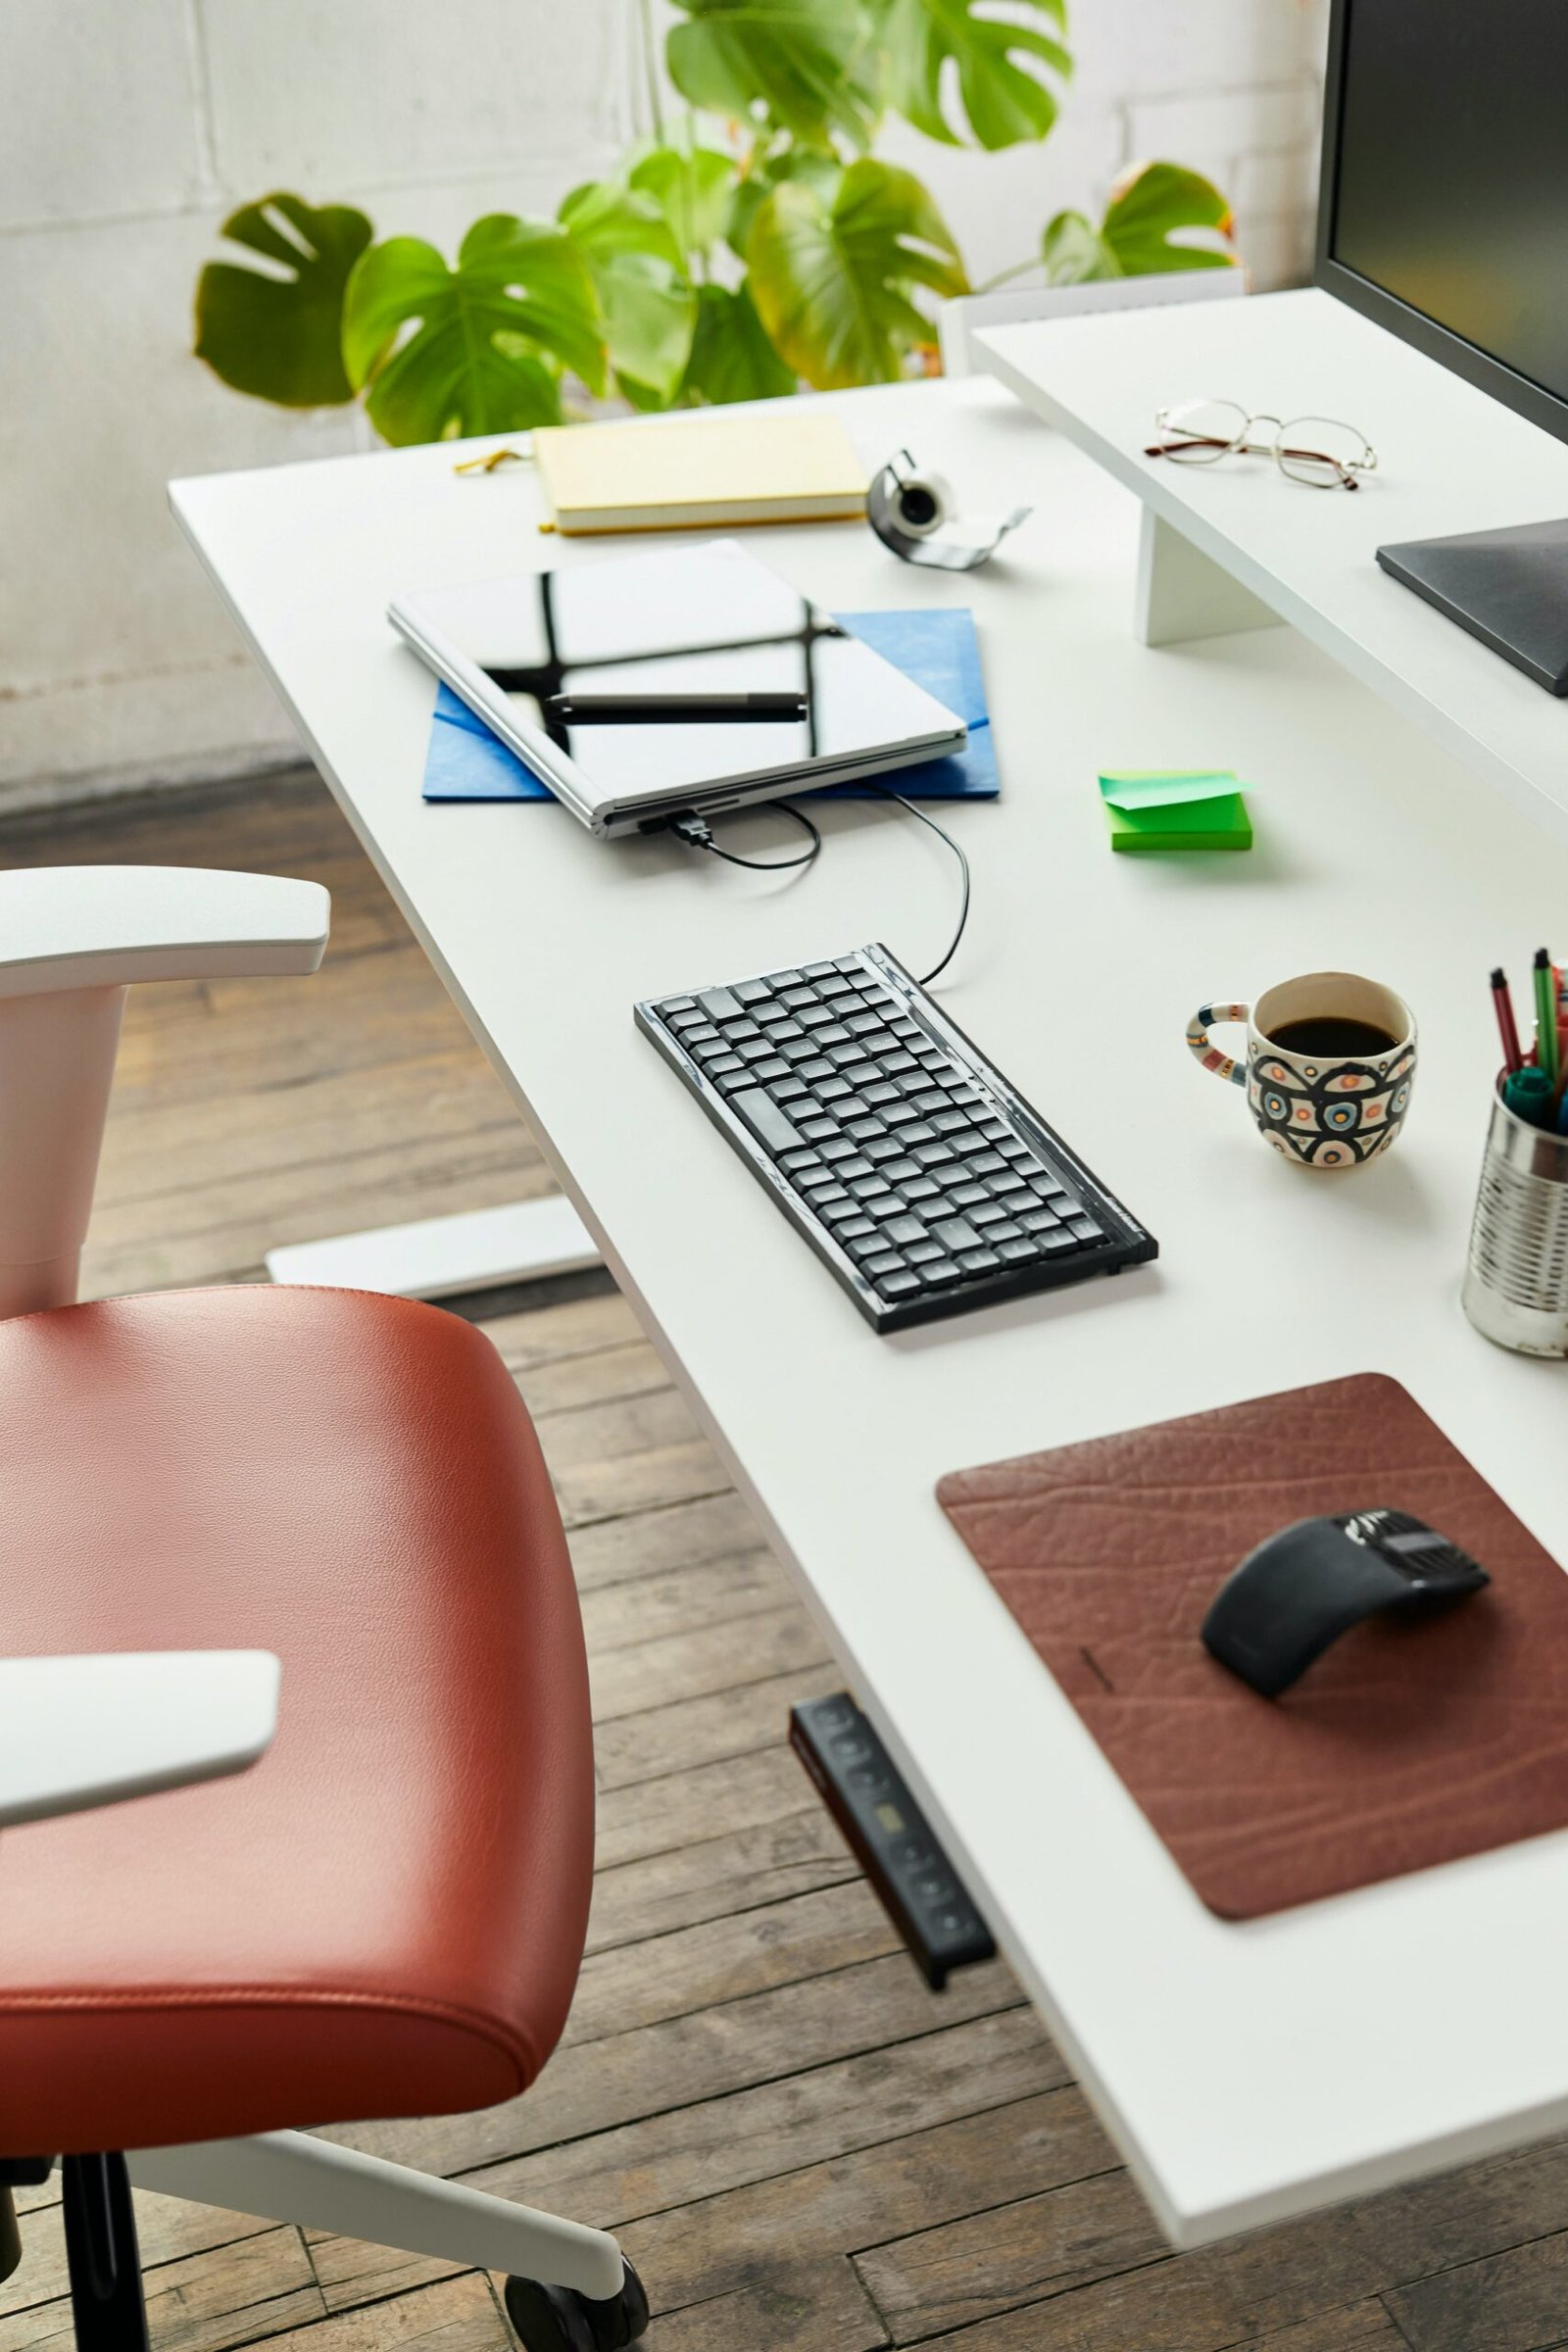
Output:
[1266,1016,1399,1059]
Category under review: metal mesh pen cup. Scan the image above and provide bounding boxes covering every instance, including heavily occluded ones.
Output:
[1463,1084,1568,1355]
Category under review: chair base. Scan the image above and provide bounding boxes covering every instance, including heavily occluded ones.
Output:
[126,2129,641,2325]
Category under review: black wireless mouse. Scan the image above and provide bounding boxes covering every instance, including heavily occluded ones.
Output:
[1201,1509,1490,1698]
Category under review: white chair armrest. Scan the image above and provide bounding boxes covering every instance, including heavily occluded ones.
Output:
[0,1652,280,1828]
[0,867,329,1000]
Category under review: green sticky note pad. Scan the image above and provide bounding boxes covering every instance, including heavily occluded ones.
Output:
[1098,768,1253,854]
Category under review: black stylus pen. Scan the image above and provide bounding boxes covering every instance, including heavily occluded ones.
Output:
[546,691,808,724]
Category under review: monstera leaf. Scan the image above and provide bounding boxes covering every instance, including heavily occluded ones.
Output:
[627,140,736,260]
[195,193,371,406]
[1042,162,1238,284]
[666,0,877,150]
[875,0,1070,148]
[682,281,798,403]
[558,179,696,406]
[747,159,966,388]
[341,216,605,444]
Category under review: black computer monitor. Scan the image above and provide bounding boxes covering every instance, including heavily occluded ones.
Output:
[1316,0,1568,448]
[1315,0,1568,690]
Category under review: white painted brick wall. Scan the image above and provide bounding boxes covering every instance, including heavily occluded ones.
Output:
[0,0,1330,804]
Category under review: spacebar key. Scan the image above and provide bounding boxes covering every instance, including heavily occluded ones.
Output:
[730,1087,806,1157]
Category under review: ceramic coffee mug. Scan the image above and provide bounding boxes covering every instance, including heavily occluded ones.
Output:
[1186,970,1417,1168]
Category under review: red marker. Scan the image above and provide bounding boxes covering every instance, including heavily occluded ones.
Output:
[1492,966,1523,1075]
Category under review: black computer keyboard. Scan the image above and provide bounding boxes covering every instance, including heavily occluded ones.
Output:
[636,944,1157,1331]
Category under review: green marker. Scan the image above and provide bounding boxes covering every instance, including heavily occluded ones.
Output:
[1535,948,1559,1089]
[1504,1066,1554,1128]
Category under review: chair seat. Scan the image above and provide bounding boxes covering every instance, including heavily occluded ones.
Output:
[0,1286,594,2155]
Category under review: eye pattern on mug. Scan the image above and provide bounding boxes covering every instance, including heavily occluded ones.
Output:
[1250,1053,1412,1164]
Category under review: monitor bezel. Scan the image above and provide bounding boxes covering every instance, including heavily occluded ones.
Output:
[1314,0,1568,450]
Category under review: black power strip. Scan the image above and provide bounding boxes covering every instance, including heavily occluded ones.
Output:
[790,1693,995,1989]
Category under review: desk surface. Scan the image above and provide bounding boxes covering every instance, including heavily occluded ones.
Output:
[173,377,1568,2249]
[978,288,1568,846]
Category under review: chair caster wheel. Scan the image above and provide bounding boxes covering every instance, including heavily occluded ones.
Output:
[504,2258,649,2352]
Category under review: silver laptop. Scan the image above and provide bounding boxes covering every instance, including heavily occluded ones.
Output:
[388,539,967,839]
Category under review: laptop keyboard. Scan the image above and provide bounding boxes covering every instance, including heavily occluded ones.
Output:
[636,944,1157,1331]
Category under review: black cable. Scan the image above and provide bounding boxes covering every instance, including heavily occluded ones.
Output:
[668,783,970,985]
[668,801,821,872]
[861,783,971,986]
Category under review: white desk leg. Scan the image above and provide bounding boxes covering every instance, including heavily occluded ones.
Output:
[128,2130,624,2301]
[265,1197,601,1299]
[1135,510,1282,647]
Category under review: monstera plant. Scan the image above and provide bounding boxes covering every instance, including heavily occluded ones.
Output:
[192,0,1238,446]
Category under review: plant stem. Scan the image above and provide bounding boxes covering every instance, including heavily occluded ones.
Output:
[973,256,1041,294]
[637,0,664,144]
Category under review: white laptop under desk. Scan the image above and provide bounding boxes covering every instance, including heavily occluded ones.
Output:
[172,374,1568,2249]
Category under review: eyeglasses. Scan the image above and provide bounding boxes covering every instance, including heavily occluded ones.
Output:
[1146,401,1377,490]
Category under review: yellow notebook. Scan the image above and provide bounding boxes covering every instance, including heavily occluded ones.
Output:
[532,409,869,535]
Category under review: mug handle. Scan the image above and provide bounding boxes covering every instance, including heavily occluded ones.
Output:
[1187,1001,1250,1088]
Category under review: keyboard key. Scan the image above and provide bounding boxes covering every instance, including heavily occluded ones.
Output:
[878,1269,921,1298]
[780,1039,817,1064]
[988,1219,1025,1244]
[1067,1216,1104,1243]
[819,1139,855,1163]
[864,1137,902,1164]
[905,1177,941,1203]
[912,1091,949,1116]
[864,1082,901,1106]
[698,989,743,1022]
[803,960,837,979]
[957,1248,1003,1274]
[800,1117,838,1143]
[969,1152,1007,1178]
[950,1182,989,1209]
[730,1088,806,1155]
[817,1077,853,1102]
[661,997,696,1014]
[838,1156,876,1184]
[998,1237,1040,1263]
[733,978,771,1004]
[884,1215,927,1248]
[906,1239,944,1265]
[1038,1227,1084,1255]
[1017,1205,1059,1233]
[968,1201,1008,1228]
[911,1142,955,1168]
[800,1058,834,1084]
[921,1256,962,1286]
[708,1055,747,1085]
[933,1109,972,1136]
[839,1216,877,1244]
[863,1250,905,1278]
[934,1216,983,1252]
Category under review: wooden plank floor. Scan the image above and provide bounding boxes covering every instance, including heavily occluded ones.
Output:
[2,773,1564,2351]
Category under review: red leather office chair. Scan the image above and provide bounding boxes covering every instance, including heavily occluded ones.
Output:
[0,866,648,2352]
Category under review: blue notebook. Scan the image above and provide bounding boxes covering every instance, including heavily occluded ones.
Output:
[420,608,997,805]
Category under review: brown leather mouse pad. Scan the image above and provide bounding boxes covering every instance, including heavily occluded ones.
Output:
[937,1373,1568,1919]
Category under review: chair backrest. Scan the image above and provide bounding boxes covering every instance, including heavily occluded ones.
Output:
[939,267,1247,379]
[0,866,328,1318]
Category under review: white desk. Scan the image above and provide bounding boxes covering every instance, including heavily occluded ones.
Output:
[978,288,1568,845]
[173,378,1568,2250]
